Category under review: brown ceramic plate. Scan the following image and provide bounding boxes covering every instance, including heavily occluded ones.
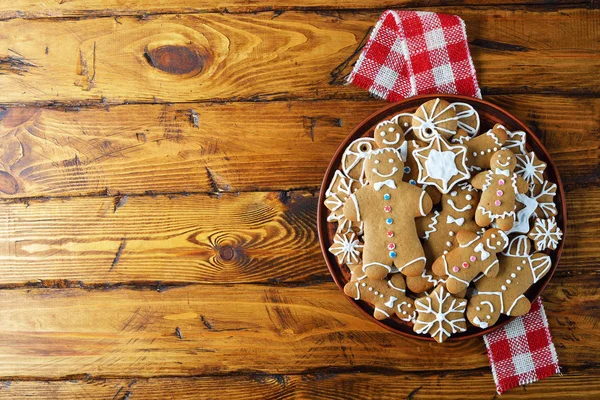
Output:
[317,94,566,341]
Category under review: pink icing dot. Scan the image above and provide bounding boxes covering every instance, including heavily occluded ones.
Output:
[388,243,396,250]
[470,255,476,262]
[498,179,505,185]
[452,266,460,273]
[494,200,502,206]
[387,231,394,238]
[497,190,504,196]
[384,205,392,212]
[462,262,469,269]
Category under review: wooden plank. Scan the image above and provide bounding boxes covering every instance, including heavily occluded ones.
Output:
[0,1,595,20]
[0,369,598,399]
[0,9,597,106]
[0,280,595,379]
[0,185,596,286]
[0,95,597,198]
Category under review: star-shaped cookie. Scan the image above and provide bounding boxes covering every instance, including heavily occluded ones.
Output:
[413,135,470,193]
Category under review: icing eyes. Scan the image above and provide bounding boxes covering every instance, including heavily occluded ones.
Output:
[388,127,395,132]
[507,156,511,160]
[491,234,496,238]
[466,195,472,200]
[380,132,385,137]
[374,160,380,164]
[450,191,457,197]
[388,158,394,163]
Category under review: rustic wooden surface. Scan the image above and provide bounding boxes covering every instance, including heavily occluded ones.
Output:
[0,0,598,398]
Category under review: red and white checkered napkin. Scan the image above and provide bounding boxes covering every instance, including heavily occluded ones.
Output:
[348,10,560,394]
[347,10,481,101]
[485,298,561,394]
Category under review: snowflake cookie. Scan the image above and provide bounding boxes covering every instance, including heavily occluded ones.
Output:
[515,151,546,191]
[328,231,363,265]
[528,217,563,251]
[413,135,470,194]
[413,284,467,343]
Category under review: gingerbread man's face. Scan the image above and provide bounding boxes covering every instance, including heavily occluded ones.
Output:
[374,121,404,148]
[364,148,404,184]
[490,149,516,171]
[481,229,509,253]
[443,184,480,218]
[467,294,500,328]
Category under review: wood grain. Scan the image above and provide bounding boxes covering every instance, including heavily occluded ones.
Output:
[0,95,597,198]
[0,1,595,20]
[0,370,598,400]
[0,280,595,379]
[0,9,597,106]
[0,185,596,286]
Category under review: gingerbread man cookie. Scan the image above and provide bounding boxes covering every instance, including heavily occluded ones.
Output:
[343,147,433,279]
[471,149,529,231]
[467,236,552,328]
[344,274,415,321]
[432,229,509,294]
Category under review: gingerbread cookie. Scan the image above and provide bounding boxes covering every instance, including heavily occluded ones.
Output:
[467,236,551,328]
[463,124,508,172]
[528,217,563,251]
[413,284,467,343]
[471,150,529,231]
[413,135,470,194]
[344,274,415,321]
[506,180,558,234]
[516,151,546,191]
[503,129,527,155]
[412,98,459,142]
[374,120,406,150]
[341,137,376,184]
[328,230,363,265]
[324,170,362,233]
[453,102,480,139]
[432,229,509,294]
[413,182,481,287]
[343,147,433,279]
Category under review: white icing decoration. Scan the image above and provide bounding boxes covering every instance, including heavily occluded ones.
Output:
[516,151,546,189]
[328,232,363,264]
[451,102,480,137]
[419,190,427,216]
[422,210,440,240]
[446,198,472,213]
[374,307,390,318]
[414,286,467,342]
[446,215,465,226]
[412,98,459,141]
[473,316,488,329]
[506,294,527,316]
[481,300,495,313]
[413,135,470,194]
[387,279,406,293]
[363,262,392,274]
[529,217,563,251]
[341,137,375,183]
[372,167,398,178]
[397,257,426,273]
[349,193,361,221]
[473,242,490,261]
[384,296,398,308]
[442,255,469,286]
[503,129,527,155]
[353,282,360,300]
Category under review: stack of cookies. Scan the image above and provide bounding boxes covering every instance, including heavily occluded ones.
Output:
[325,98,563,343]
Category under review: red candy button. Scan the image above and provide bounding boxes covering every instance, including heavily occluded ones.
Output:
[387,231,394,238]
[388,243,396,250]
[384,205,392,212]
[462,262,469,268]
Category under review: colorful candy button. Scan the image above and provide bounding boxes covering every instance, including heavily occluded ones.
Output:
[387,243,396,250]
[383,193,391,200]
[386,218,393,225]
[384,205,392,212]
[387,231,394,238]
[404,166,411,174]
[389,251,397,258]
[498,179,505,185]
[452,266,460,273]
[497,190,504,196]
[409,180,416,185]
[462,262,469,269]
[494,200,502,206]
[470,255,476,262]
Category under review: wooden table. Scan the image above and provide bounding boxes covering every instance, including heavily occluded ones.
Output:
[0,1,597,399]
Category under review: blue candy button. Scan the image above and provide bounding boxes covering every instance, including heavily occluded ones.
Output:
[383,193,391,200]
[409,179,416,185]
[386,218,393,225]
[404,166,411,173]
[389,251,397,258]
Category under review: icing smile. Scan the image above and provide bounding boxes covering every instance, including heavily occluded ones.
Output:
[382,133,401,145]
[486,238,497,250]
[497,160,510,167]
[446,199,472,212]
[372,167,398,177]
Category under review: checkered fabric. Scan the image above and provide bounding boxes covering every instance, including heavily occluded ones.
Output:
[484,298,561,394]
[347,10,481,101]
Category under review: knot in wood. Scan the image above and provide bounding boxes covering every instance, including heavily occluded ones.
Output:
[144,45,206,76]
[218,245,235,261]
